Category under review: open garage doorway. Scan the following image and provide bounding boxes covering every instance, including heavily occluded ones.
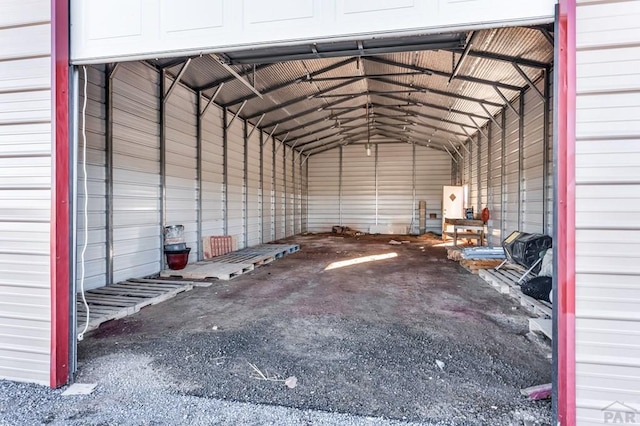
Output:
[66,2,565,424]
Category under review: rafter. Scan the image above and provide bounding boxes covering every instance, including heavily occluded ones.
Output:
[370,76,504,108]
[245,77,364,120]
[223,57,358,107]
[197,63,277,92]
[364,56,522,93]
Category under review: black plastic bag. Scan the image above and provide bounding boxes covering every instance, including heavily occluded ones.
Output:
[521,276,552,303]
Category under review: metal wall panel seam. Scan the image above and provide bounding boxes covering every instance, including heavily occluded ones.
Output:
[292,151,297,234]
[543,68,550,233]
[196,92,203,260]
[501,109,507,240]
[518,92,525,231]
[105,65,114,285]
[223,108,228,235]
[487,122,493,243]
[260,131,265,243]
[159,69,166,270]
[243,120,248,247]
[339,146,343,226]
[283,143,287,236]
[272,136,277,239]
[477,131,482,214]
[412,143,416,230]
[375,144,379,225]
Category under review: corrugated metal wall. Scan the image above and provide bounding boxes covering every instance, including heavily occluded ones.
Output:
[262,136,274,242]
[378,144,414,230]
[165,79,198,262]
[488,118,503,246]
[503,103,520,236]
[341,145,376,231]
[75,63,304,292]
[307,149,340,231]
[111,63,161,283]
[274,141,285,239]
[521,79,546,233]
[459,77,553,246]
[0,0,52,385]
[247,125,261,247]
[200,97,225,238]
[415,147,452,231]
[307,143,451,233]
[77,66,107,290]
[226,119,246,248]
[575,1,640,423]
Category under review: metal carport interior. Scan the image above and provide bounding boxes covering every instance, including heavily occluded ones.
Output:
[70,23,557,425]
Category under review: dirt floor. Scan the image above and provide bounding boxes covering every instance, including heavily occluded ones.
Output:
[77,234,552,425]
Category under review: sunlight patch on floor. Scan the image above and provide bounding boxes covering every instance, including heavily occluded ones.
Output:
[324,252,398,271]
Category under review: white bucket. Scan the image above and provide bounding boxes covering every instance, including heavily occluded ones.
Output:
[164,225,185,244]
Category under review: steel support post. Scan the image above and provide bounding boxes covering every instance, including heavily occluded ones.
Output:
[542,68,551,233]
[260,131,265,243]
[160,70,167,270]
[223,108,228,235]
[243,120,249,247]
[196,92,203,260]
[339,146,343,225]
[518,92,525,230]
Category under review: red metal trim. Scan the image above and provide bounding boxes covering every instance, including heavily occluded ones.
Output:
[557,0,576,424]
[50,0,70,388]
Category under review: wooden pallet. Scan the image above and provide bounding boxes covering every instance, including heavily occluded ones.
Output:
[161,262,255,280]
[460,259,504,274]
[478,268,552,318]
[161,243,300,280]
[76,279,193,334]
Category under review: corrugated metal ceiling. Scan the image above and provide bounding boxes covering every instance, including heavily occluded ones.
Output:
[147,25,553,156]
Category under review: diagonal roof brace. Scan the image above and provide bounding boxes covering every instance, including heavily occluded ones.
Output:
[223,57,357,107]
[210,54,263,99]
[370,76,504,108]
[163,58,191,104]
[246,77,365,120]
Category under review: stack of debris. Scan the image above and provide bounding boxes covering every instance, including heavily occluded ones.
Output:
[331,225,364,237]
[447,247,506,274]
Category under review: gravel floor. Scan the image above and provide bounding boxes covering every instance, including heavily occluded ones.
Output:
[2,235,552,425]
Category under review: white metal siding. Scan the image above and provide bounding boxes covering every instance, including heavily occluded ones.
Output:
[308,143,451,234]
[470,136,479,211]
[479,132,489,213]
[111,63,161,283]
[201,102,224,238]
[307,149,340,232]
[226,119,245,248]
[274,141,285,239]
[165,80,198,261]
[301,159,308,233]
[70,0,555,64]
[415,146,452,232]
[521,80,545,234]
[293,154,302,235]
[341,145,376,232]
[262,135,274,242]
[488,120,503,246]
[576,1,640,423]
[77,65,107,290]
[247,126,261,246]
[0,0,51,385]
[503,104,520,236]
[378,144,413,230]
[285,146,294,237]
